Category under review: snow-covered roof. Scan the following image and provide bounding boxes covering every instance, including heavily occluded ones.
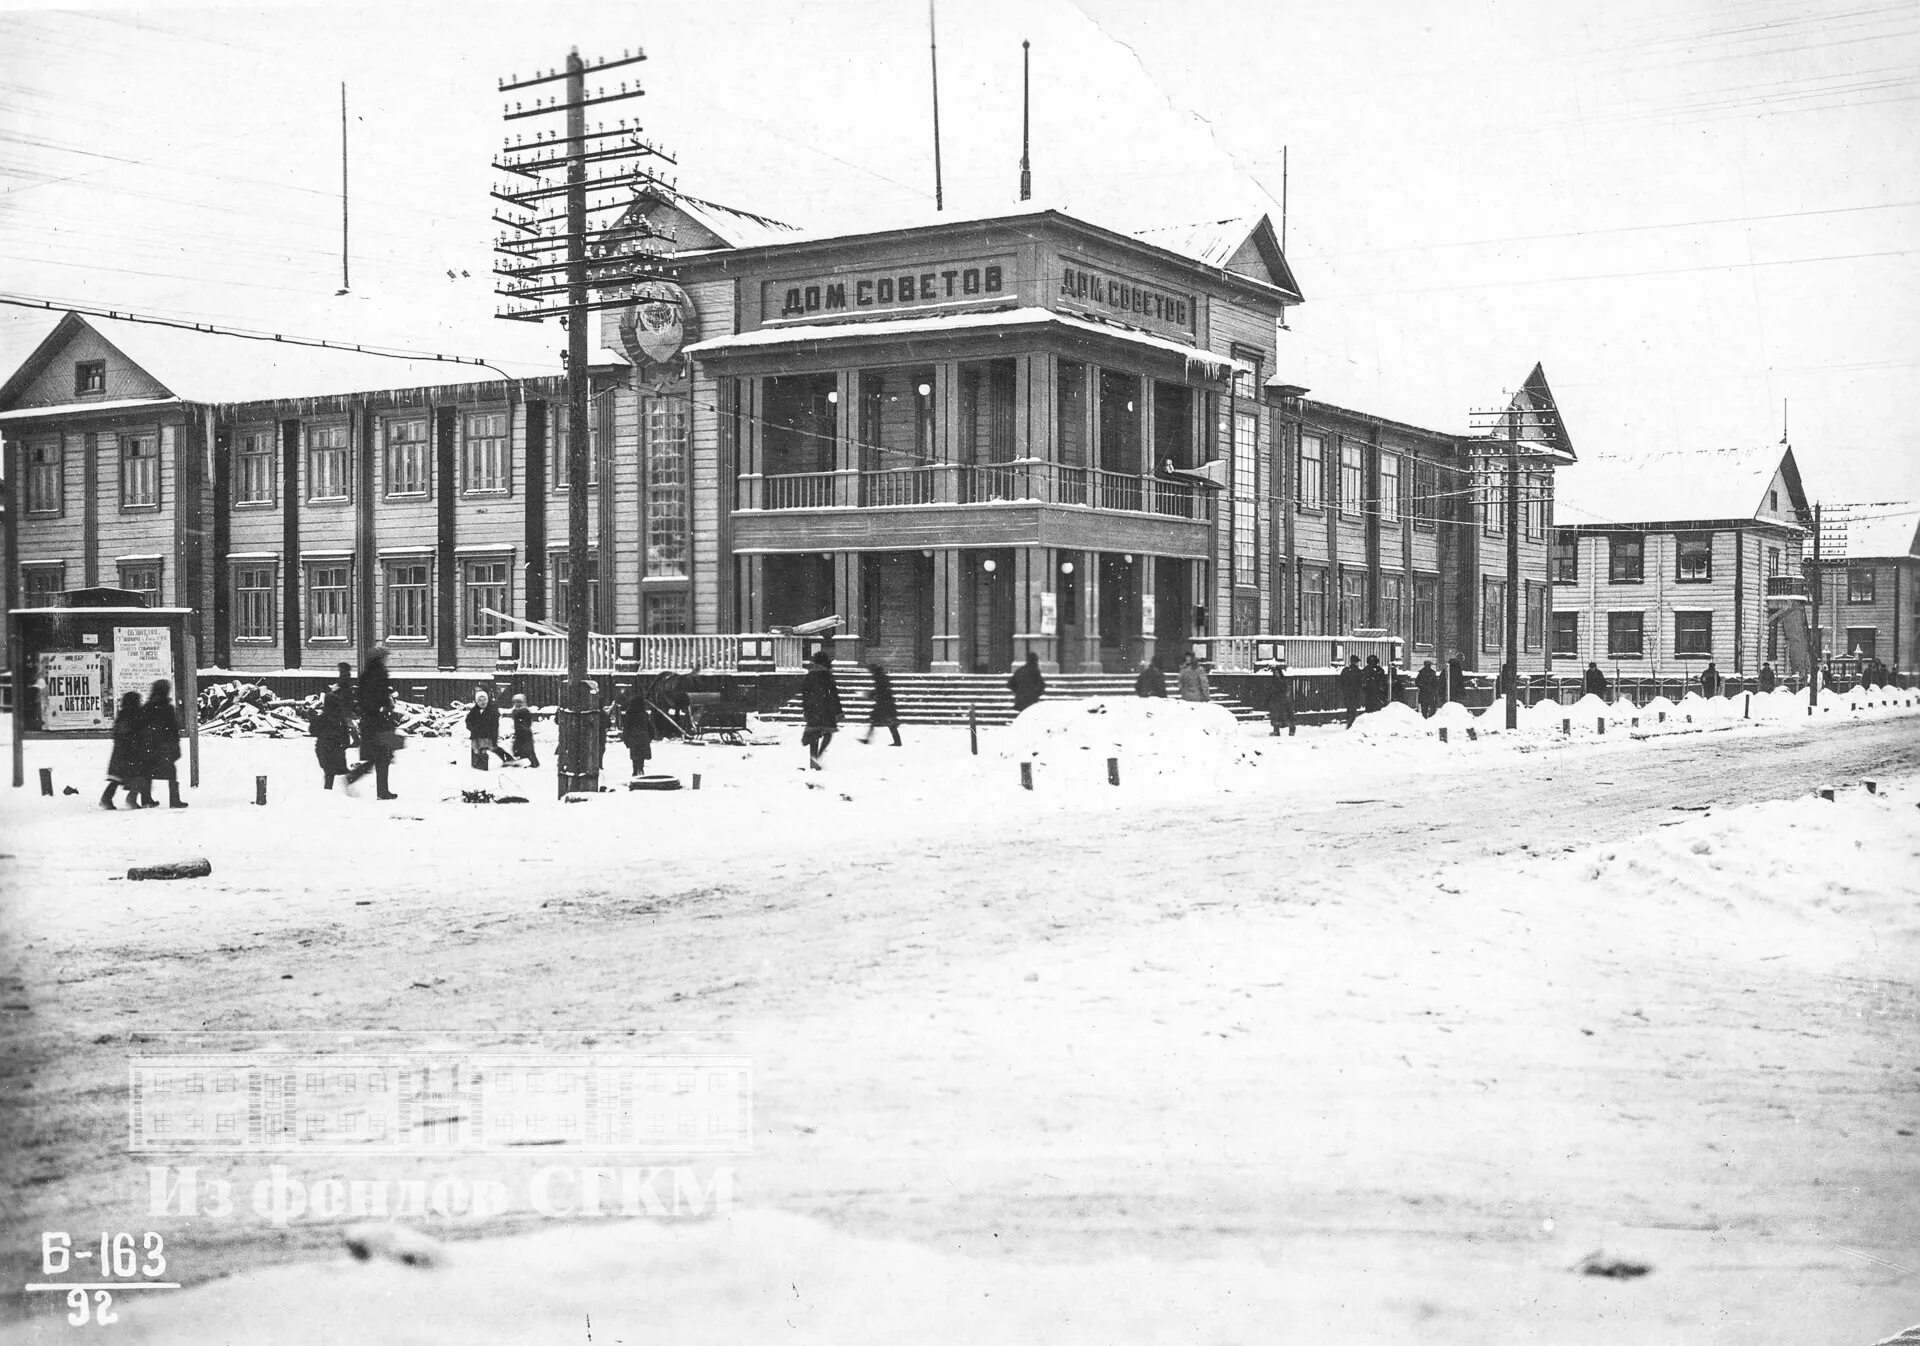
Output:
[684,306,1252,377]
[1555,444,1800,528]
[0,395,178,422]
[1825,504,1920,559]
[1132,217,1261,270]
[669,192,800,250]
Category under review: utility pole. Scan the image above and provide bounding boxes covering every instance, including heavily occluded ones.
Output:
[929,0,944,211]
[1504,404,1521,730]
[1018,40,1031,203]
[338,83,350,295]
[1808,501,1822,707]
[494,47,675,796]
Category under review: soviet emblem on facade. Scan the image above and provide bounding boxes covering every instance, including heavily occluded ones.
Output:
[618,280,697,389]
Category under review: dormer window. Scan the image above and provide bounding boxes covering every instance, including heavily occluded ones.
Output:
[75,360,106,396]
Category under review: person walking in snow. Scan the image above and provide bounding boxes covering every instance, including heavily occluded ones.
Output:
[618,682,652,780]
[1583,661,1610,700]
[1361,654,1390,714]
[509,693,538,766]
[1008,650,1046,714]
[1266,663,1296,736]
[312,662,356,790]
[100,690,147,809]
[346,643,401,799]
[1133,656,1167,698]
[138,679,187,809]
[800,650,843,769]
[464,687,514,769]
[1337,654,1365,727]
[860,663,902,746]
[1177,652,1212,703]
[1699,661,1724,699]
[1415,660,1441,718]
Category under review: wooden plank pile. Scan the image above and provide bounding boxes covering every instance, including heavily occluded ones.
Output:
[196,681,464,739]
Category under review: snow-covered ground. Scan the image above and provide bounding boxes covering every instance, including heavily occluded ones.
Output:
[1,692,1918,1343]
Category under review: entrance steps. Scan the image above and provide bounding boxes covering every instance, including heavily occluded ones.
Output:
[759,669,1265,727]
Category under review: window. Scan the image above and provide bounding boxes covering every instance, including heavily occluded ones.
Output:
[955,360,1012,467]
[1607,611,1644,658]
[1551,611,1579,658]
[1766,546,1781,577]
[1551,532,1579,584]
[1480,464,1504,534]
[1524,473,1548,541]
[1677,531,1713,582]
[236,429,275,505]
[1297,565,1327,636]
[25,438,62,514]
[1339,442,1363,518]
[1608,534,1644,583]
[1769,489,1779,513]
[234,564,276,641]
[1481,577,1507,652]
[307,424,349,502]
[1056,360,1087,468]
[22,563,64,606]
[1412,457,1442,528]
[118,561,161,607]
[385,418,430,497]
[1524,581,1547,652]
[121,431,159,507]
[463,557,510,639]
[551,406,600,488]
[644,590,689,634]
[463,411,509,493]
[1231,410,1257,587]
[644,397,690,578]
[1848,567,1876,603]
[1096,369,1141,474]
[75,360,105,396]
[385,561,431,640]
[1413,575,1439,648]
[1674,610,1713,657]
[1338,570,1367,635]
[306,562,351,642]
[1845,627,1877,660]
[1379,572,1405,635]
[1297,433,1325,510]
[1379,453,1401,524]
[550,551,600,629]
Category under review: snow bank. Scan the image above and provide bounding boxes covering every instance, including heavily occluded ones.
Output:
[1350,701,1428,739]
[998,696,1253,787]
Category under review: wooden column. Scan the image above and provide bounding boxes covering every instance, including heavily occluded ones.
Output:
[354,401,376,658]
[1138,553,1158,669]
[280,419,301,669]
[82,431,99,586]
[1078,553,1103,673]
[1013,545,1057,673]
[833,551,862,651]
[931,548,963,672]
[523,399,548,623]
[435,406,457,669]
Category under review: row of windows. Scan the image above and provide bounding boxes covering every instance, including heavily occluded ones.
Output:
[1293,437,1532,534]
[1551,532,1719,584]
[1292,566,1442,646]
[234,410,517,507]
[1550,610,1716,659]
[21,431,161,514]
[20,560,159,606]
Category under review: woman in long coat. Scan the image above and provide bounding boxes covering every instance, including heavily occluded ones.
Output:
[861,664,901,746]
[313,662,356,789]
[101,690,147,809]
[140,679,186,808]
[347,644,400,799]
[619,682,653,779]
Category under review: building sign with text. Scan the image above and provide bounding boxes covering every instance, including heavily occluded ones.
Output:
[1055,257,1196,339]
[760,255,1015,324]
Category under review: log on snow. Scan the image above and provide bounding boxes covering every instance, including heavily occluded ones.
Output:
[127,858,213,881]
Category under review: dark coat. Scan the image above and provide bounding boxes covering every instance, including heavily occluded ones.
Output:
[139,698,182,781]
[357,657,395,729]
[1266,670,1294,725]
[1361,663,1390,712]
[1700,666,1723,697]
[1583,666,1610,698]
[1008,662,1046,711]
[312,685,354,776]
[1133,664,1168,698]
[510,706,537,750]
[619,691,653,746]
[1415,665,1441,706]
[1336,663,1364,709]
[107,704,144,782]
[465,701,501,741]
[866,670,900,727]
[800,665,843,729]
[1757,666,1777,692]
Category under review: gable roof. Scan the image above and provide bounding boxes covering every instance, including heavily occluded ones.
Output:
[609,185,800,256]
[0,312,513,412]
[1821,503,1920,560]
[1130,215,1302,299]
[1555,444,1809,529]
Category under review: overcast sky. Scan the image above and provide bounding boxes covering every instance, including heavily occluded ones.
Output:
[2,0,1915,508]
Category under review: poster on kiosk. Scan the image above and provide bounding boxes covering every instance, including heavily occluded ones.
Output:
[7,587,197,789]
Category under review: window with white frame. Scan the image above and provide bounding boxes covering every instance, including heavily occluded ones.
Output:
[550,551,600,629]
[385,418,430,497]
[1339,569,1367,635]
[1298,565,1327,635]
[306,562,351,642]
[1550,532,1578,583]
[1674,610,1713,657]
[1524,472,1548,540]
[118,561,161,607]
[1608,534,1644,583]
[644,397,690,578]
[1481,577,1507,652]
[1297,433,1324,510]
[1607,611,1644,658]
[122,431,159,507]
[236,429,275,505]
[1676,531,1714,582]
[1413,575,1438,648]
[1339,442,1363,518]
[1551,611,1579,658]
[551,405,600,488]
[234,564,276,641]
[1231,410,1257,588]
[1848,567,1876,603]
[306,425,349,502]
[25,439,62,514]
[1379,453,1401,524]
[643,589,689,635]
[22,563,65,606]
[463,556,510,638]
[1480,462,1505,534]
[463,411,509,493]
[385,560,431,640]
[1379,571,1405,636]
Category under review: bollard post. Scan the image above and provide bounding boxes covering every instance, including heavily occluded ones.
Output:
[1107,757,1120,786]
[1658,711,1666,724]
[1562,718,1571,735]
[691,773,701,791]
[1466,727,1478,741]
[1864,779,1878,794]
[255,775,267,806]
[38,768,52,797]
[1816,787,1835,801]
[1598,717,1606,734]
[1438,726,1449,743]
[1019,761,1033,791]
[969,704,978,756]
[1743,694,1750,719]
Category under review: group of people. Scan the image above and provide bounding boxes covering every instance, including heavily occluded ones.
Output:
[100,679,185,810]
[310,645,404,798]
[1129,652,1215,704]
[462,687,539,770]
[796,654,904,770]
[1336,654,1397,726]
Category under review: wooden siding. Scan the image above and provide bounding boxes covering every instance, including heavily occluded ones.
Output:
[7,326,170,408]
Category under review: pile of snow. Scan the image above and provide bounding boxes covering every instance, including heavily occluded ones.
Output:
[1350,701,1428,739]
[1639,695,1679,721]
[998,697,1253,787]
[1427,701,1478,732]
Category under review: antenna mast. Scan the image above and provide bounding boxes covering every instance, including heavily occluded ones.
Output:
[1280,144,1288,253]
[338,82,350,294]
[930,0,944,211]
[1019,40,1031,202]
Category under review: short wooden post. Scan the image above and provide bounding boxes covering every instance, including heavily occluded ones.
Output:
[1816,787,1835,801]
[691,773,702,790]
[1863,779,1877,794]
[1107,757,1119,786]
[254,775,267,806]
[1598,717,1606,734]
[1466,727,1478,741]
[1437,727,1448,743]
[1658,712,1666,723]
[1743,694,1751,719]
[1562,718,1571,735]
[38,767,52,796]
[969,704,978,756]
[1019,760,1033,790]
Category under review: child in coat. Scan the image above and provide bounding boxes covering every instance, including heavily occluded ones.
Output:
[509,693,539,767]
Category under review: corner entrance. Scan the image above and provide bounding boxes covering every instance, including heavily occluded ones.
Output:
[860,551,934,672]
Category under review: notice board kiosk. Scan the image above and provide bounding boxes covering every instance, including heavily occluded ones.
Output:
[8,587,198,789]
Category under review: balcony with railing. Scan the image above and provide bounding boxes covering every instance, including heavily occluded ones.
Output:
[740,460,1210,522]
[1765,574,1810,603]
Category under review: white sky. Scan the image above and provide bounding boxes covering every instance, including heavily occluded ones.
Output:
[2,0,1915,505]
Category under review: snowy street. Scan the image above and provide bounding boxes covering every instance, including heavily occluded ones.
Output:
[2,704,1919,1342]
